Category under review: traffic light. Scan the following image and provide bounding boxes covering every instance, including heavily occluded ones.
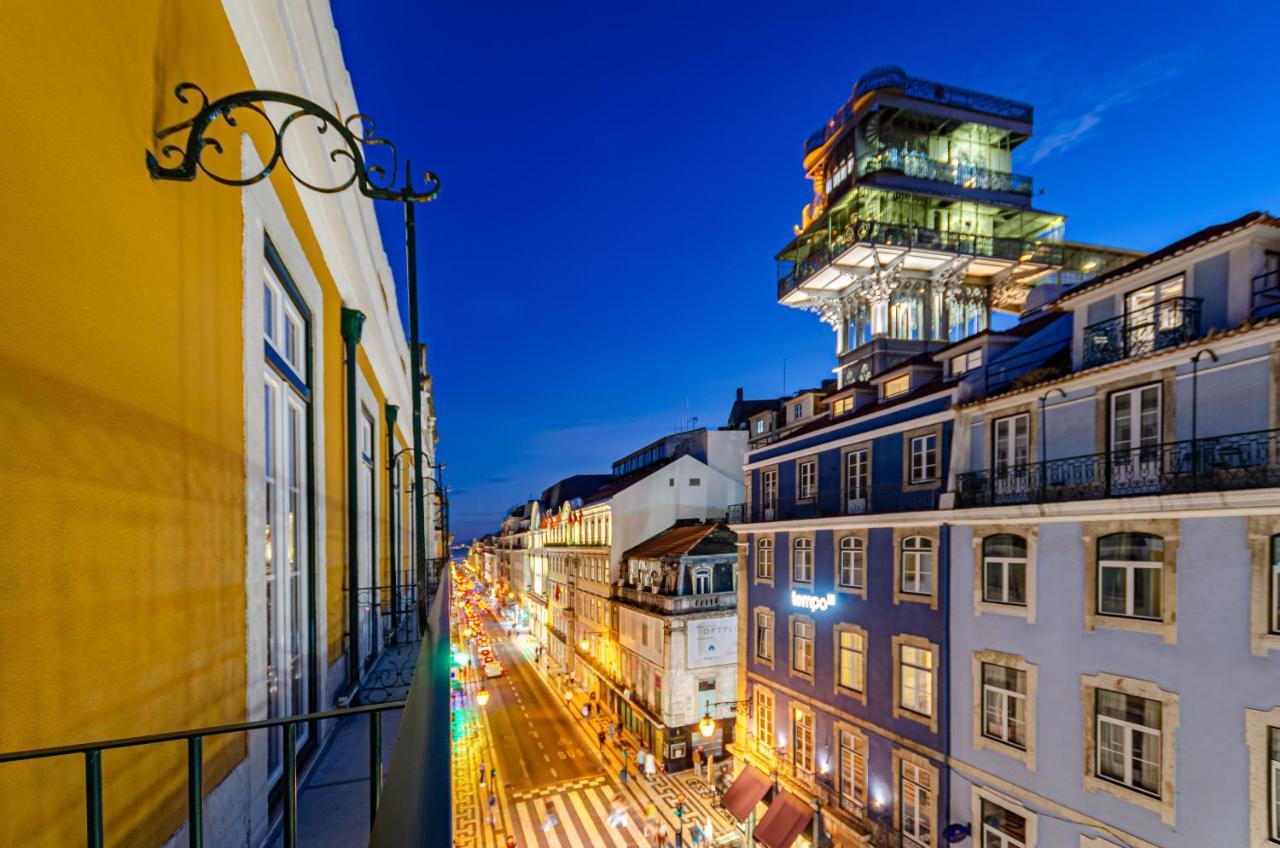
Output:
[504,835,517,848]
[675,792,685,818]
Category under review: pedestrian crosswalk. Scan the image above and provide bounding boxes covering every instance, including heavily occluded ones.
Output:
[510,785,657,848]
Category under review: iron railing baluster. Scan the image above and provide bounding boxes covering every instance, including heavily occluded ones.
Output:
[283,724,297,848]
[85,749,103,848]
[187,736,203,848]
[369,712,383,828]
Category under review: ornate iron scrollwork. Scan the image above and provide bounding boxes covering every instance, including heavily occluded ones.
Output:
[147,83,440,202]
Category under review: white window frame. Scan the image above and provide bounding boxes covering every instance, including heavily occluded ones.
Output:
[754,687,774,755]
[981,663,1027,750]
[756,538,774,580]
[845,449,869,512]
[793,537,814,584]
[839,536,865,589]
[993,413,1030,474]
[1096,691,1162,798]
[884,374,910,399]
[1269,726,1280,840]
[900,644,934,717]
[792,617,814,676]
[979,798,1027,848]
[901,760,933,847]
[762,468,779,512]
[901,536,933,595]
[838,729,866,816]
[755,610,774,661]
[910,434,938,483]
[797,459,817,499]
[837,629,865,693]
[982,535,1028,606]
[693,567,711,594]
[1271,535,1280,635]
[793,708,814,775]
[1097,533,1164,620]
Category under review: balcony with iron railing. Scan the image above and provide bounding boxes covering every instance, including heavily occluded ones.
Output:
[778,220,1065,298]
[859,148,1032,196]
[955,427,1280,508]
[1081,297,1202,369]
[728,483,941,525]
[1252,268,1280,319]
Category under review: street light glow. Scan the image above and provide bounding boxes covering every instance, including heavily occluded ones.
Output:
[476,688,491,706]
[698,712,715,738]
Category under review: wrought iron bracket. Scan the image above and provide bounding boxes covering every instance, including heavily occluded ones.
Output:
[146,83,440,202]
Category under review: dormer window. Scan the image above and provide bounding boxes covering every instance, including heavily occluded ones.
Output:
[792,402,804,422]
[884,375,910,399]
[832,396,853,416]
[755,418,767,434]
[950,349,982,376]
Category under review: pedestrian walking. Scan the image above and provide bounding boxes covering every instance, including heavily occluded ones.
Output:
[479,760,486,786]
[656,824,672,848]
[619,764,628,784]
[644,750,657,781]
[581,702,590,719]
[487,792,497,829]
[635,746,646,774]
[608,721,617,741]
[597,729,606,754]
[690,821,705,846]
[693,746,704,777]
[540,799,559,832]
[490,767,497,786]
[606,792,630,829]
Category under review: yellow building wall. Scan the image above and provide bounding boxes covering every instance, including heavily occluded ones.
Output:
[0,1,401,844]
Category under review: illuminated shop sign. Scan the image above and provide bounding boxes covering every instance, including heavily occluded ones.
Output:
[791,591,837,612]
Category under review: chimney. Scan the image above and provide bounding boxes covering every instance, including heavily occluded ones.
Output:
[736,387,743,401]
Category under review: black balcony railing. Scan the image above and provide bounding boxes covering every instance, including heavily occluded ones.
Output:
[728,484,940,524]
[1081,297,1202,369]
[778,220,1064,297]
[955,428,1280,508]
[1252,268,1280,319]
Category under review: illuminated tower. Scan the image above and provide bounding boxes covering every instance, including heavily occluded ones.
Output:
[776,66,1138,385]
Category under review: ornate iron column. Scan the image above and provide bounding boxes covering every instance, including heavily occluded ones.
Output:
[341,306,366,690]
[146,85,442,643]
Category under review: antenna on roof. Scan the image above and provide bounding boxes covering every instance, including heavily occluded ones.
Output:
[783,359,788,395]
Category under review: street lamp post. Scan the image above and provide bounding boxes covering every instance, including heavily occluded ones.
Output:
[146,84,442,642]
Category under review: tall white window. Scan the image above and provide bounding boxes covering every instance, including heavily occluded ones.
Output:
[982,663,1027,749]
[1098,533,1163,619]
[1269,727,1280,840]
[845,449,869,513]
[1109,385,1161,489]
[797,459,817,499]
[793,708,814,774]
[358,411,377,666]
[756,538,774,580]
[993,413,1029,474]
[983,535,1028,605]
[755,610,774,661]
[1271,536,1280,634]
[838,730,866,816]
[792,618,814,675]
[762,469,778,513]
[901,536,933,595]
[693,568,711,594]
[900,644,934,717]
[262,261,310,778]
[754,687,774,755]
[901,760,933,847]
[1096,689,1162,796]
[837,629,865,693]
[839,536,865,589]
[1125,274,1186,352]
[980,799,1027,848]
[793,537,814,584]
[910,434,938,483]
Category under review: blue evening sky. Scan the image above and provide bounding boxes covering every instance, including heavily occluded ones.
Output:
[332,0,1280,542]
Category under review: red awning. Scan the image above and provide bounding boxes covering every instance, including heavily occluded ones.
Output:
[721,764,771,822]
[754,790,815,848]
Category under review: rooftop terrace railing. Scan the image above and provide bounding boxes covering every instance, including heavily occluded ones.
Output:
[1081,297,1202,369]
[778,220,1064,297]
[860,148,1032,196]
[955,427,1280,508]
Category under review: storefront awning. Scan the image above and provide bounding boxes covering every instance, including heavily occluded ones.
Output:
[754,790,815,848]
[721,764,771,822]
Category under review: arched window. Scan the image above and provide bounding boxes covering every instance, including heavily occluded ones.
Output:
[1271,535,1280,635]
[756,538,774,581]
[900,536,933,595]
[1097,533,1163,619]
[839,537,865,589]
[693,568,712,595]
[793,537,814,584]
[982,534,1028,605]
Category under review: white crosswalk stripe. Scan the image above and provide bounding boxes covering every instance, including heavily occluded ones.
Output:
[510,786,650,848]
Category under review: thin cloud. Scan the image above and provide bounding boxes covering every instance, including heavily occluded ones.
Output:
[1029,48,1195,163]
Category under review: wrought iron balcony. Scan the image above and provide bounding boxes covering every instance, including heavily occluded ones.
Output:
[1081,297,1202,369]
[778,220,1065,297]
[727,484,940,524]
[860,149,1032,196]
[1252,268,1280,319]
[954,427,1280,508]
